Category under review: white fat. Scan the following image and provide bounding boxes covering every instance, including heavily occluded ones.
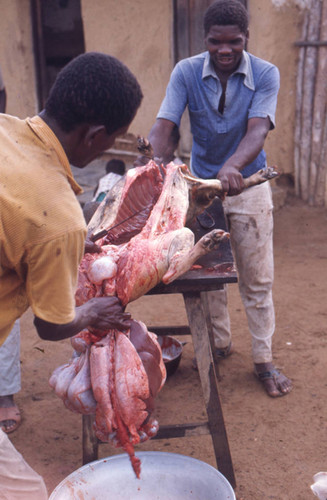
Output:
[88,256,117,284]
[101,245,120,260]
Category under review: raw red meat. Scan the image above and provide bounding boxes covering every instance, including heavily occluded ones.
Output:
[50,160,231,477]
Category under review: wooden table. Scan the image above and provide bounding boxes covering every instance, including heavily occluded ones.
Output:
[82,199,238,488]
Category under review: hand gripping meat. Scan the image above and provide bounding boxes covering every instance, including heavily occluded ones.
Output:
[49,159,275,477]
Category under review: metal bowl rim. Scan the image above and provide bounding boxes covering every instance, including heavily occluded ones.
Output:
[50,451,235,499]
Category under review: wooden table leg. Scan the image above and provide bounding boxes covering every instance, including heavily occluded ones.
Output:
[200,291,221,380]
[82,414,98,465]
[183,291,236,488]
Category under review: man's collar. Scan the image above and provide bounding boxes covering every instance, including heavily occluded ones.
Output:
[202,52,216,79]
[27,116,83,195]
[202,51,255,90]
[235,51,255,90]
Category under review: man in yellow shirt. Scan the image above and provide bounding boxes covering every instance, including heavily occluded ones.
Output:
[0,53,142,445]
[0,63,22,435]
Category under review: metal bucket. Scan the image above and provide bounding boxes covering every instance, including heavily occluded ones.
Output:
[49,451,236,500]
[157,335,183,377]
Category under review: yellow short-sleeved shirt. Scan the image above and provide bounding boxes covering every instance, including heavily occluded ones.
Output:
[0,115,87,345]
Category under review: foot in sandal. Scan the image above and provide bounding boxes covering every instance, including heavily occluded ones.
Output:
[0,395,21,434]
[254,362,292,398]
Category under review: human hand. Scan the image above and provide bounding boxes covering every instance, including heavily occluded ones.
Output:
[133,154,154,167]
[217,165,245,196]
[86,296,131,332]
[84,237,102,254]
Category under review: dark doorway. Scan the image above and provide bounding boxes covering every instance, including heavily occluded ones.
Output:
[173,0,248,63]
[31,0,85,110]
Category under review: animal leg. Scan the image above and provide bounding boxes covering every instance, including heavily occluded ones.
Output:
[243,166,279,188]
[163,228,229,284]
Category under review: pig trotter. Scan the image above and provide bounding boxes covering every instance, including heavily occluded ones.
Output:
[163,228,229,284]
[243,166,279,189]
[137,136,154,159]
[262,165,279,180]
[200,229,230,252]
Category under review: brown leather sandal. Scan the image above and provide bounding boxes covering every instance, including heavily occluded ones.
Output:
[254,368,290,398]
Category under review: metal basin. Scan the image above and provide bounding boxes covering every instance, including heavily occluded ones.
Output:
[49,451,235,500]
[157,335,183,377]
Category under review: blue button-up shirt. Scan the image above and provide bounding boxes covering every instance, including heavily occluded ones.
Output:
[157,51,280,179]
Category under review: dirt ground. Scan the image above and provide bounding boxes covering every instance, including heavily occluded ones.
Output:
[9,194,327,500]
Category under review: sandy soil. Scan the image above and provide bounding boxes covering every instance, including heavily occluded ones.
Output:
[9,194,327,500]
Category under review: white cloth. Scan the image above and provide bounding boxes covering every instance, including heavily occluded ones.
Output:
[0,429,48,499]
[0,321,21,396]
[92,172,122,201]
[205,182,275,363]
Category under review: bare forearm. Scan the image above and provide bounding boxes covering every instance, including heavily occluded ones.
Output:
[34,302,98,341]
[148,119,179,165]
[224,129,269,172]
[217,117,271,195]
[34,297,131,341]
[223,117,270,172]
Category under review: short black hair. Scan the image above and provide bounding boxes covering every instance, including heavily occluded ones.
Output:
[105,159,126,175]
[204,0,249,35]
[45,52,143,135]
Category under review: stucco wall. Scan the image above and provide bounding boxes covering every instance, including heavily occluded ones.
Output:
[248,0,304,174]
[81,0,173,138]
[0,0,303,177]
[0,0,36,118]
[81,0,303,175]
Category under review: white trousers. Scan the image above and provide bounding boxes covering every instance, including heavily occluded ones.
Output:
[205,182,275,363]
[0,429,48,500]
[0,321,21,397]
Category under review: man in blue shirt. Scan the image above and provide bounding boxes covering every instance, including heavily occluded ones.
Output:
[144,0,292,397]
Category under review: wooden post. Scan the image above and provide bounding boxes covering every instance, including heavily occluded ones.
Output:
[299,0,322,202]
[311,0,327,205]
[183,291,236,488]
[294,11,309,197]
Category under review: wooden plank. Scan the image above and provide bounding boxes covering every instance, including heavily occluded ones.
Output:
[200,291,221,378]
[295,40,327,46]
[147,325,191,336]
[152,422,210,439]
[183,291,236,487]
[189,0,207,56]
[173,0,190,62]
[30,0,47,110]
[147,275,235,295]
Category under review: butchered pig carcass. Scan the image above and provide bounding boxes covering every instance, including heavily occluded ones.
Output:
[49,159,276,477]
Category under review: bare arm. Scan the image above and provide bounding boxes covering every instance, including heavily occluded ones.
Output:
[134,118,180,166]
[218,117,271,195]
[34,296,131,341]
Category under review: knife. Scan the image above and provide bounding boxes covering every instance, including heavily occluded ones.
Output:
[90,208,145,243]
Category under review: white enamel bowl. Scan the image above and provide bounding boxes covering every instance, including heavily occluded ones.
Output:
[49,451,236,500]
